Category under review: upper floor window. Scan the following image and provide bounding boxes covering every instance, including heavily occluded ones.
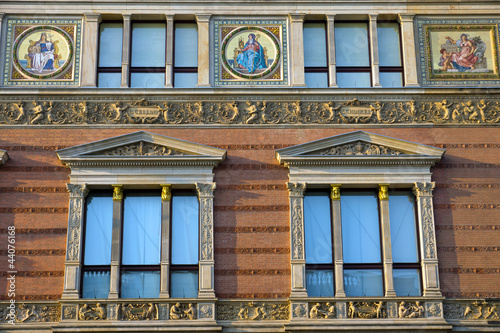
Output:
[173,22,198,88]
[377,22,403,87]
[97,22,123,88]
[304,22,328,88]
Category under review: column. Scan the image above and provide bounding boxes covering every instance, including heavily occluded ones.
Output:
[398,15,420,87]
[165,15,174,88]
[413,182,441,297]
[378,184,396,297]
[108,185,123,299]
[61,184,89,299]
[159,184,172,298]
[289,14,306,87]
[120,14,131,88]
[196,14,211,87]
[369,14,382,87]
[326,15,338,88]
[287,182,307,297]
[196,183,216,298]
[81,13,101,87]
[331,185,345,297]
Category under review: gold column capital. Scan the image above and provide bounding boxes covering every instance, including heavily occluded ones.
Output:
[161,184,172,201]
[378,184,389,201]
[330,184,341,200]
[112,185,123,201]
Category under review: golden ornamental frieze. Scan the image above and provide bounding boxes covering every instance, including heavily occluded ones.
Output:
[0,98,500,126]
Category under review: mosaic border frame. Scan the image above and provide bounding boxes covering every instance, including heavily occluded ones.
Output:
[3,18,82,86]
[417,18,500,87]
[214,19,288,86]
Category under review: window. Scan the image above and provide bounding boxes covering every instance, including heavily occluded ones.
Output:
[335,22,371,88]
[276,131,445,299]
[97,22,123,88]
[130,22,166,88]
[58,131,226,300]
[173,22,198,88]
[304,188,421,297]
[81,189,200,299]
[377,22,404,87]
[304,22,328,88]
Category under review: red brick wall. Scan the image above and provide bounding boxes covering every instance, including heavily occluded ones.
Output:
[0,127,498,299]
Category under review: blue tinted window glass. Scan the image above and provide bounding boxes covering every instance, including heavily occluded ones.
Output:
[335,23,369,67]
[389,191,419,263]
[380,72,403,88]
[377,22,401,67]
[171,271,198,298]
[344,269,383,297]
[175,23,198,67]
[84,193,113,265]
[304,193,332,264]
[130,73,165,88]
[172,195,199,265]
[306,269,334,297]
[305,72,329,88]
[174,73,198,88]
[98,73,121,88]
[337,72,371,88]
[99,23,123,67]
[82,270,110,299]
[304,22,327,67]
[122,193,161,265]
[131,23,166,67]
[341,191,381,263]
[393,269,421,296]
[121,271,160,298]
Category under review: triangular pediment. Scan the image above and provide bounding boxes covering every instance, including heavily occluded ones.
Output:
[57,131,226,167]
[276,131,445,165]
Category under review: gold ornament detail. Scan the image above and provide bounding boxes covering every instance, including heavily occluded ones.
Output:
[161,184,172,201]
[112,185,123,201]
[330,184,341,200]
[378,184,389,201]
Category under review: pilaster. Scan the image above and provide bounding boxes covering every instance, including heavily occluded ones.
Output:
[196,183,216,299]
[289,14,306,87]
[165,15,174,88]
[326,15,338,88]
[81,13,101,87]
[196,14,211,87]
[108,185,123,299]
[61,184,89,299]
[287,182,307,297]
[121,14,131,88]
[413,182,441,297]
[160,184,172,298]
[398,15,420,87]
[369,14,381,87]
[331,184,345,297]
[379,184,396,297]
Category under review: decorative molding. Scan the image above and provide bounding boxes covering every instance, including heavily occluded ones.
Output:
[309,142,403,156]
[0,166,67,172]
[0,295,60,300]
[440,268,500,274]
[215,269,290,276]
[196,183,216,198]
[0,271,64,277]
[436,225,500,230]
[0,303,60,322]
[444,301,499,320]
[0,208,68,213]
[78,303,106,320]
[112,185,123,201]
[347,301,386,319]
[292,303,308,318]
[96,142,184,156]
[170,303,196,320]
[433,163,500,169]
[161,184,172,201]
[436,183,500,189]
[287,182,306,261]
[214,226,289,233]
[438,246,499,252]
[1,98,500,125]
[444,292,500,298]
[67,183,88,198]
[330,184,341,200]
[421,197,437,259]
[216,301,289,320]
[215,205,288,211]
[309,302,336,319]
[398,301,425,318]
[413,182,435,198]
[378,184,389,201]
[0,249,65,256]
[286,182,306,197]
[121,303,158,320]
[215,248,290,254]
[66,196,83,261]
[434,204,500,209]
[0,187,67,193]
[0,228,67,234]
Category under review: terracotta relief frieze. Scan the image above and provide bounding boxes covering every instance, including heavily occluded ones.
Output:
[1,98,500,126]
[217,301,289,320]
[444,301,499,320]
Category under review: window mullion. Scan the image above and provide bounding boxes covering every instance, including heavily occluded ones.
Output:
[108,184,123,299]
[378,184,396,297]
[326,15,338,88]
[369,14,382,87]
[160,184,172,298]
[331,184,345,297]
[121,14,131,88]
[165,15,174,88]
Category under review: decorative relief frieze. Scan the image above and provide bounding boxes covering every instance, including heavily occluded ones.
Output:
[66,197,82,261]
[444,301,499,320]
[121,303,158,320]
[197,183,215,261]
[426,302,442,318]
[198,304,213,319]
[398,301,425,318]
[309,142,403,156]
[292,303,307,318]
[217,302,288,321]
[1,98,500,126]
[95,142,184,156]
[348,301,386,319]
[78,303,106,320]
[62,305,77,320]
[0,303,60,322]
[170,303,197,320]
[309,302,336,319]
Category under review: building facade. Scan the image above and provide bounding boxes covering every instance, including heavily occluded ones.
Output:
[0,0,499,332]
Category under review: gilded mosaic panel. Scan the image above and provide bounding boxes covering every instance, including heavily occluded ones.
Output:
[214,20,288,86]
[417,19,500,86]
[3,18,82,86]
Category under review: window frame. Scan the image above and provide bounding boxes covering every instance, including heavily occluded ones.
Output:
[96,20,124,88]
[172,20,198,88]
[303,21,329,88]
